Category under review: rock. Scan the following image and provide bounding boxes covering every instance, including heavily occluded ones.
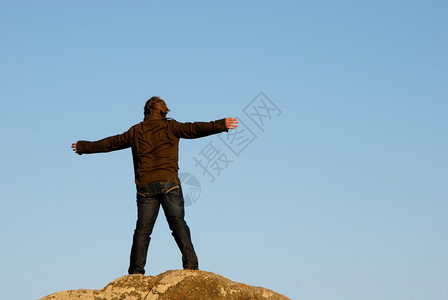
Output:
[40,269,290,300]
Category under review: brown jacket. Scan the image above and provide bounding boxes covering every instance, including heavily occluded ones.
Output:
[77,116,228,189]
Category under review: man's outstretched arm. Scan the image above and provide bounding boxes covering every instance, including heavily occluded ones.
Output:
[170,117,239,139]
[72,129,133,155]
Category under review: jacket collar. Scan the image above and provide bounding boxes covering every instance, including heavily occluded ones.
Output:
[144,115,164,121]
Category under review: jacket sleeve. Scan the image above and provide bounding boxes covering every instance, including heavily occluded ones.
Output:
[76,128,132,155]
[169,118,228,139]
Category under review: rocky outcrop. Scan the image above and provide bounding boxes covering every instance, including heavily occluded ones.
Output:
[40,269,290,300]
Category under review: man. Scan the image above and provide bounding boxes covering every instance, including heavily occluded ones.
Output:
[72,96,238,274]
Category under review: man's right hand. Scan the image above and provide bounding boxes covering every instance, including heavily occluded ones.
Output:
[225,117,239,129]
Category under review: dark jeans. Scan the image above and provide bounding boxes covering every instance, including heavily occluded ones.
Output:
[128,180,198,275]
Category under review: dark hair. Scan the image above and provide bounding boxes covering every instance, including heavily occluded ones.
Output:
[144,96,170,117]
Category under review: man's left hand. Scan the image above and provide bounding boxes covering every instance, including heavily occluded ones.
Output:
[71,142,78,153]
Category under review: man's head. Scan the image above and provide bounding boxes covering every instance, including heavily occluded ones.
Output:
[144,96,170,118]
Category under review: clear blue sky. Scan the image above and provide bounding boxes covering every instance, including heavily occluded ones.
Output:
[1,1,447,299]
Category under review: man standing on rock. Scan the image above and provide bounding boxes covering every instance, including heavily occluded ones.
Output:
[72,96,238,274]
